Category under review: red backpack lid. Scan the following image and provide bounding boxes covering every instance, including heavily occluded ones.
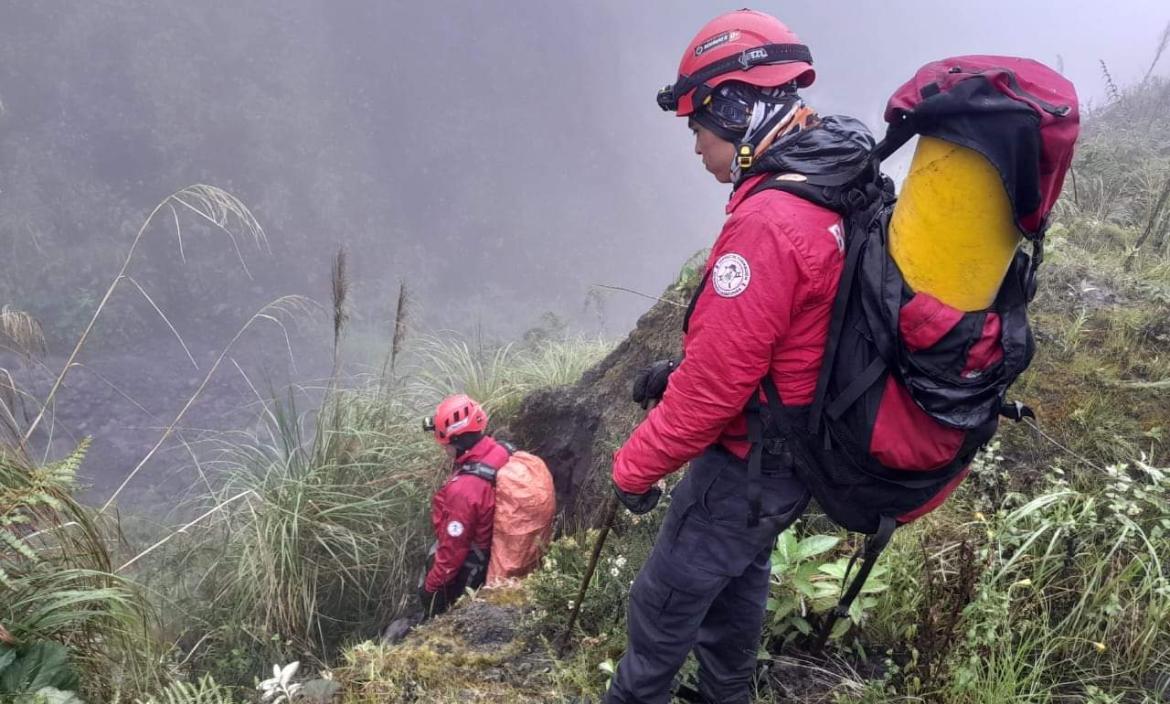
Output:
[884,55,1080,237]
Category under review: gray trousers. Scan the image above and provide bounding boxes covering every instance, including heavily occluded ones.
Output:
[606,446,809,704]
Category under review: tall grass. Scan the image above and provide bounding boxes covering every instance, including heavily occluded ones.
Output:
[410,332,611,418]
[938,459,1170,701]
[23,184,267,447]
[173,392,435,667]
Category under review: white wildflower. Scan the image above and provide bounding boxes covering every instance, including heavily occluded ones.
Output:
[258,661,302,704]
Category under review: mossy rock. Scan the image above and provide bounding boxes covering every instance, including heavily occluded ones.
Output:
[338,587,558,703]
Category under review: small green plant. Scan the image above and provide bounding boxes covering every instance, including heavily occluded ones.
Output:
[0,641,78,698]
[1,437,160,700]
[257,662,301,704]
[528,529,641,638]
[765,525,889,646]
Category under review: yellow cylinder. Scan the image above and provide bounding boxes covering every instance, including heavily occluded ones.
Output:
[889,136,1021,312]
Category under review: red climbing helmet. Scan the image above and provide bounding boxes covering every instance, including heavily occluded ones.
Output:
[657,9,815,117]
[427,394,488,445]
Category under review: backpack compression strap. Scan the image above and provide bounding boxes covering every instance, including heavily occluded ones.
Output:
[813,514,896,651]
[759,376,900,649]
[744,392,765,528]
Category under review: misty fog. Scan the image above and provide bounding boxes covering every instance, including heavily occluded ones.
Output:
[1,0,1166,509]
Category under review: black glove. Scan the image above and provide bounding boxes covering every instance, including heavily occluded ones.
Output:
[632,358,679,409]
[419,586,452,619]
[612,480,662,515]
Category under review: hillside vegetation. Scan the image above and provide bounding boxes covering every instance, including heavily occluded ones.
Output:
[2,74,1170,704]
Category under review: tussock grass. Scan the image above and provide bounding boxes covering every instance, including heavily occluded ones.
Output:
[409,332,611,420]
[162,389,436,680]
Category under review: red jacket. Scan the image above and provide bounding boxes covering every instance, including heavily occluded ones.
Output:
[613,175,845,494]
[424,436,508,592]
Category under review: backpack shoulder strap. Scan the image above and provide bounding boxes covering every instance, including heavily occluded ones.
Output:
[458,462,498,485]
[745,174,840,212]
[681,269,711,335]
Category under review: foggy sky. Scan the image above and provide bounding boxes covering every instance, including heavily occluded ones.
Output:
[1,0,1166,343]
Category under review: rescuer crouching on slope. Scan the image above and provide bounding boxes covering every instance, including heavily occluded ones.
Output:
[383,393,556,643]
[418,393,556,620]
[417,394,504,617]
[606,9,865,703]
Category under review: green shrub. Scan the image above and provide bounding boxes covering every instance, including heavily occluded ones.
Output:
[765,526,889,648]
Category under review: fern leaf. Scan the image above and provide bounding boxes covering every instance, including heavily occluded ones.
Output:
[135,674,235,704]
[44,439,90,486]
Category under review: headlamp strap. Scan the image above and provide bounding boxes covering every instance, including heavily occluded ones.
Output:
[658,43,812,111]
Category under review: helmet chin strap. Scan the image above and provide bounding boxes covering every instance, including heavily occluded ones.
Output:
[731,93,805,180]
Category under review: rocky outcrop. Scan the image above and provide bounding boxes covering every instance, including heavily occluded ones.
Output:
[508,269,701,529]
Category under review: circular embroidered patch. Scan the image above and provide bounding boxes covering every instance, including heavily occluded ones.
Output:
[712,253,751,298]
[446,520,465,538]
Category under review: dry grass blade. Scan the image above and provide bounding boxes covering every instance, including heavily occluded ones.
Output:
[125,276,198,370]
[1100,59,1121,104]
[591,284,686,308]
[22,184,271,445]
[331,246,350,379]
[0,368,27,446]
[0,306,47,358]
[1144,20,1170,83]
[379,280,411,390]
[169,184,269,277]
[98,295,316,514]
[117,490,258,573]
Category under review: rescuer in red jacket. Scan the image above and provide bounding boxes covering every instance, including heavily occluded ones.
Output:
[417,394,507,617]
[604,10,874,704]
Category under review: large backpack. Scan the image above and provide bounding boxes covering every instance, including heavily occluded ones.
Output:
[742,56,1080,641]
[460,444,556,587]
